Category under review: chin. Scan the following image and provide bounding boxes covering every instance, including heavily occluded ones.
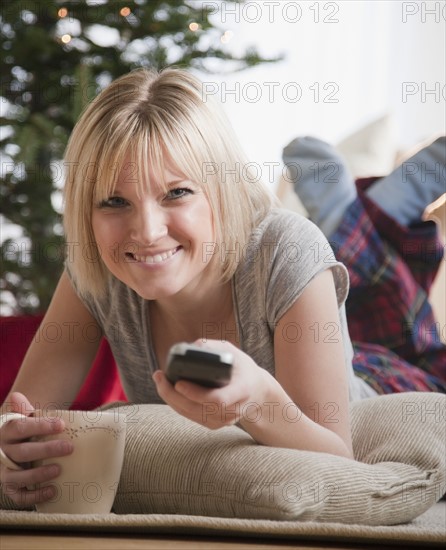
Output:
[132,285,182,301]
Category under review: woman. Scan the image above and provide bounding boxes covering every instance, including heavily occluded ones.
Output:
[283,135,446,394]
[0,68,370,508]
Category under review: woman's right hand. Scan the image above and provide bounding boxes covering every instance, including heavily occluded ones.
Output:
[0,392,74,508]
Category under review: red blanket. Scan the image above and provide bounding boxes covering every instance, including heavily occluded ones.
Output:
[0,315,127,409]
[332,180,446,394]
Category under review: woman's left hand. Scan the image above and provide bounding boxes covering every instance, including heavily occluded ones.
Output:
[152,339,276,430]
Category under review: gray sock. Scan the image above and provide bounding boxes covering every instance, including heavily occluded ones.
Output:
[282,136,357,237]
[366,136,446,226]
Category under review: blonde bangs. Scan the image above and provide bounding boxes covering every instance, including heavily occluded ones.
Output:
[94,112,199,204]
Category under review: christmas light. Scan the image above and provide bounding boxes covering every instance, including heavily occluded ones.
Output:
[220,30,233,44]
[189,22,199,32]
[58,8,68,18]
[61,34,72,44]
[120,7,131,17]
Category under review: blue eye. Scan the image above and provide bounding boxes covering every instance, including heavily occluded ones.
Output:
[166,187,193,200]
[99,196,128,208]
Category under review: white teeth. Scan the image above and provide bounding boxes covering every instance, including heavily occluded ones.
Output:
[132,248,178,264]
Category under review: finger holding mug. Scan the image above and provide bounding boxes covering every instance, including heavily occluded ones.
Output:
[0,409,71,508]
[30,409,127,514]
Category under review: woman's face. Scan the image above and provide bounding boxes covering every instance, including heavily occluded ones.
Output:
[91,161,216,301]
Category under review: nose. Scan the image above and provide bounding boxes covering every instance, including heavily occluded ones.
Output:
[130,200,168,245]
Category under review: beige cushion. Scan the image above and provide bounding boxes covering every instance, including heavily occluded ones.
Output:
[336,114,399,178]
[1,392,445,525]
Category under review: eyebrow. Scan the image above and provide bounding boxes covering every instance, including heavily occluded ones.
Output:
[166,179,186,185]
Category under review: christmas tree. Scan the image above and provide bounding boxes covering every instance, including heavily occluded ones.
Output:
[1,0,278,314]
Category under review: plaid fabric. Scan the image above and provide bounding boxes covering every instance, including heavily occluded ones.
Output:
[330,178,446,394]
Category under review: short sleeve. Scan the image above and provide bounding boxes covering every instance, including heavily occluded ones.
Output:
[234,209,361,399]
[255,210,349,324]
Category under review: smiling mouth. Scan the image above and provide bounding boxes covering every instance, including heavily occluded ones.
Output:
[126,246,181,265]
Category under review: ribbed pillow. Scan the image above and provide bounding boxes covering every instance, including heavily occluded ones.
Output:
[110,392,445,524]
[1,392,445,525]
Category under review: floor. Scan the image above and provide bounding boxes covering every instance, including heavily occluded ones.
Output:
[0,531,414,550]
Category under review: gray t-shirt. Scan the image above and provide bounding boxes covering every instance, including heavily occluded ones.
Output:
[70,209,374,403]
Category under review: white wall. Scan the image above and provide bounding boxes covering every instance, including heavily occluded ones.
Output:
[194,0,446,186]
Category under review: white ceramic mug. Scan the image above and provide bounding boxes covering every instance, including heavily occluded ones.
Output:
[1,409,127,514]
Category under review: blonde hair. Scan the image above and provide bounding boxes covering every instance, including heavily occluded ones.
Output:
[63,67,278,298]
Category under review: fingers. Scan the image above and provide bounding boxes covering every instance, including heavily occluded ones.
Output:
[10,391,35,412]
[2,462,61,490]
[1,415,65,444]
[1,479,58,508]
[153,370,241,429]
[1,392,35,416]
[3,437,73,466]
[154,341,269,430]
[0,412,73,508]
[153,370,205,419]
[1,415,70,467]
[0,448,68,508]
[173,378,225,403]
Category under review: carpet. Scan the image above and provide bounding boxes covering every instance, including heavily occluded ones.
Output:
[1,501,444,547]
